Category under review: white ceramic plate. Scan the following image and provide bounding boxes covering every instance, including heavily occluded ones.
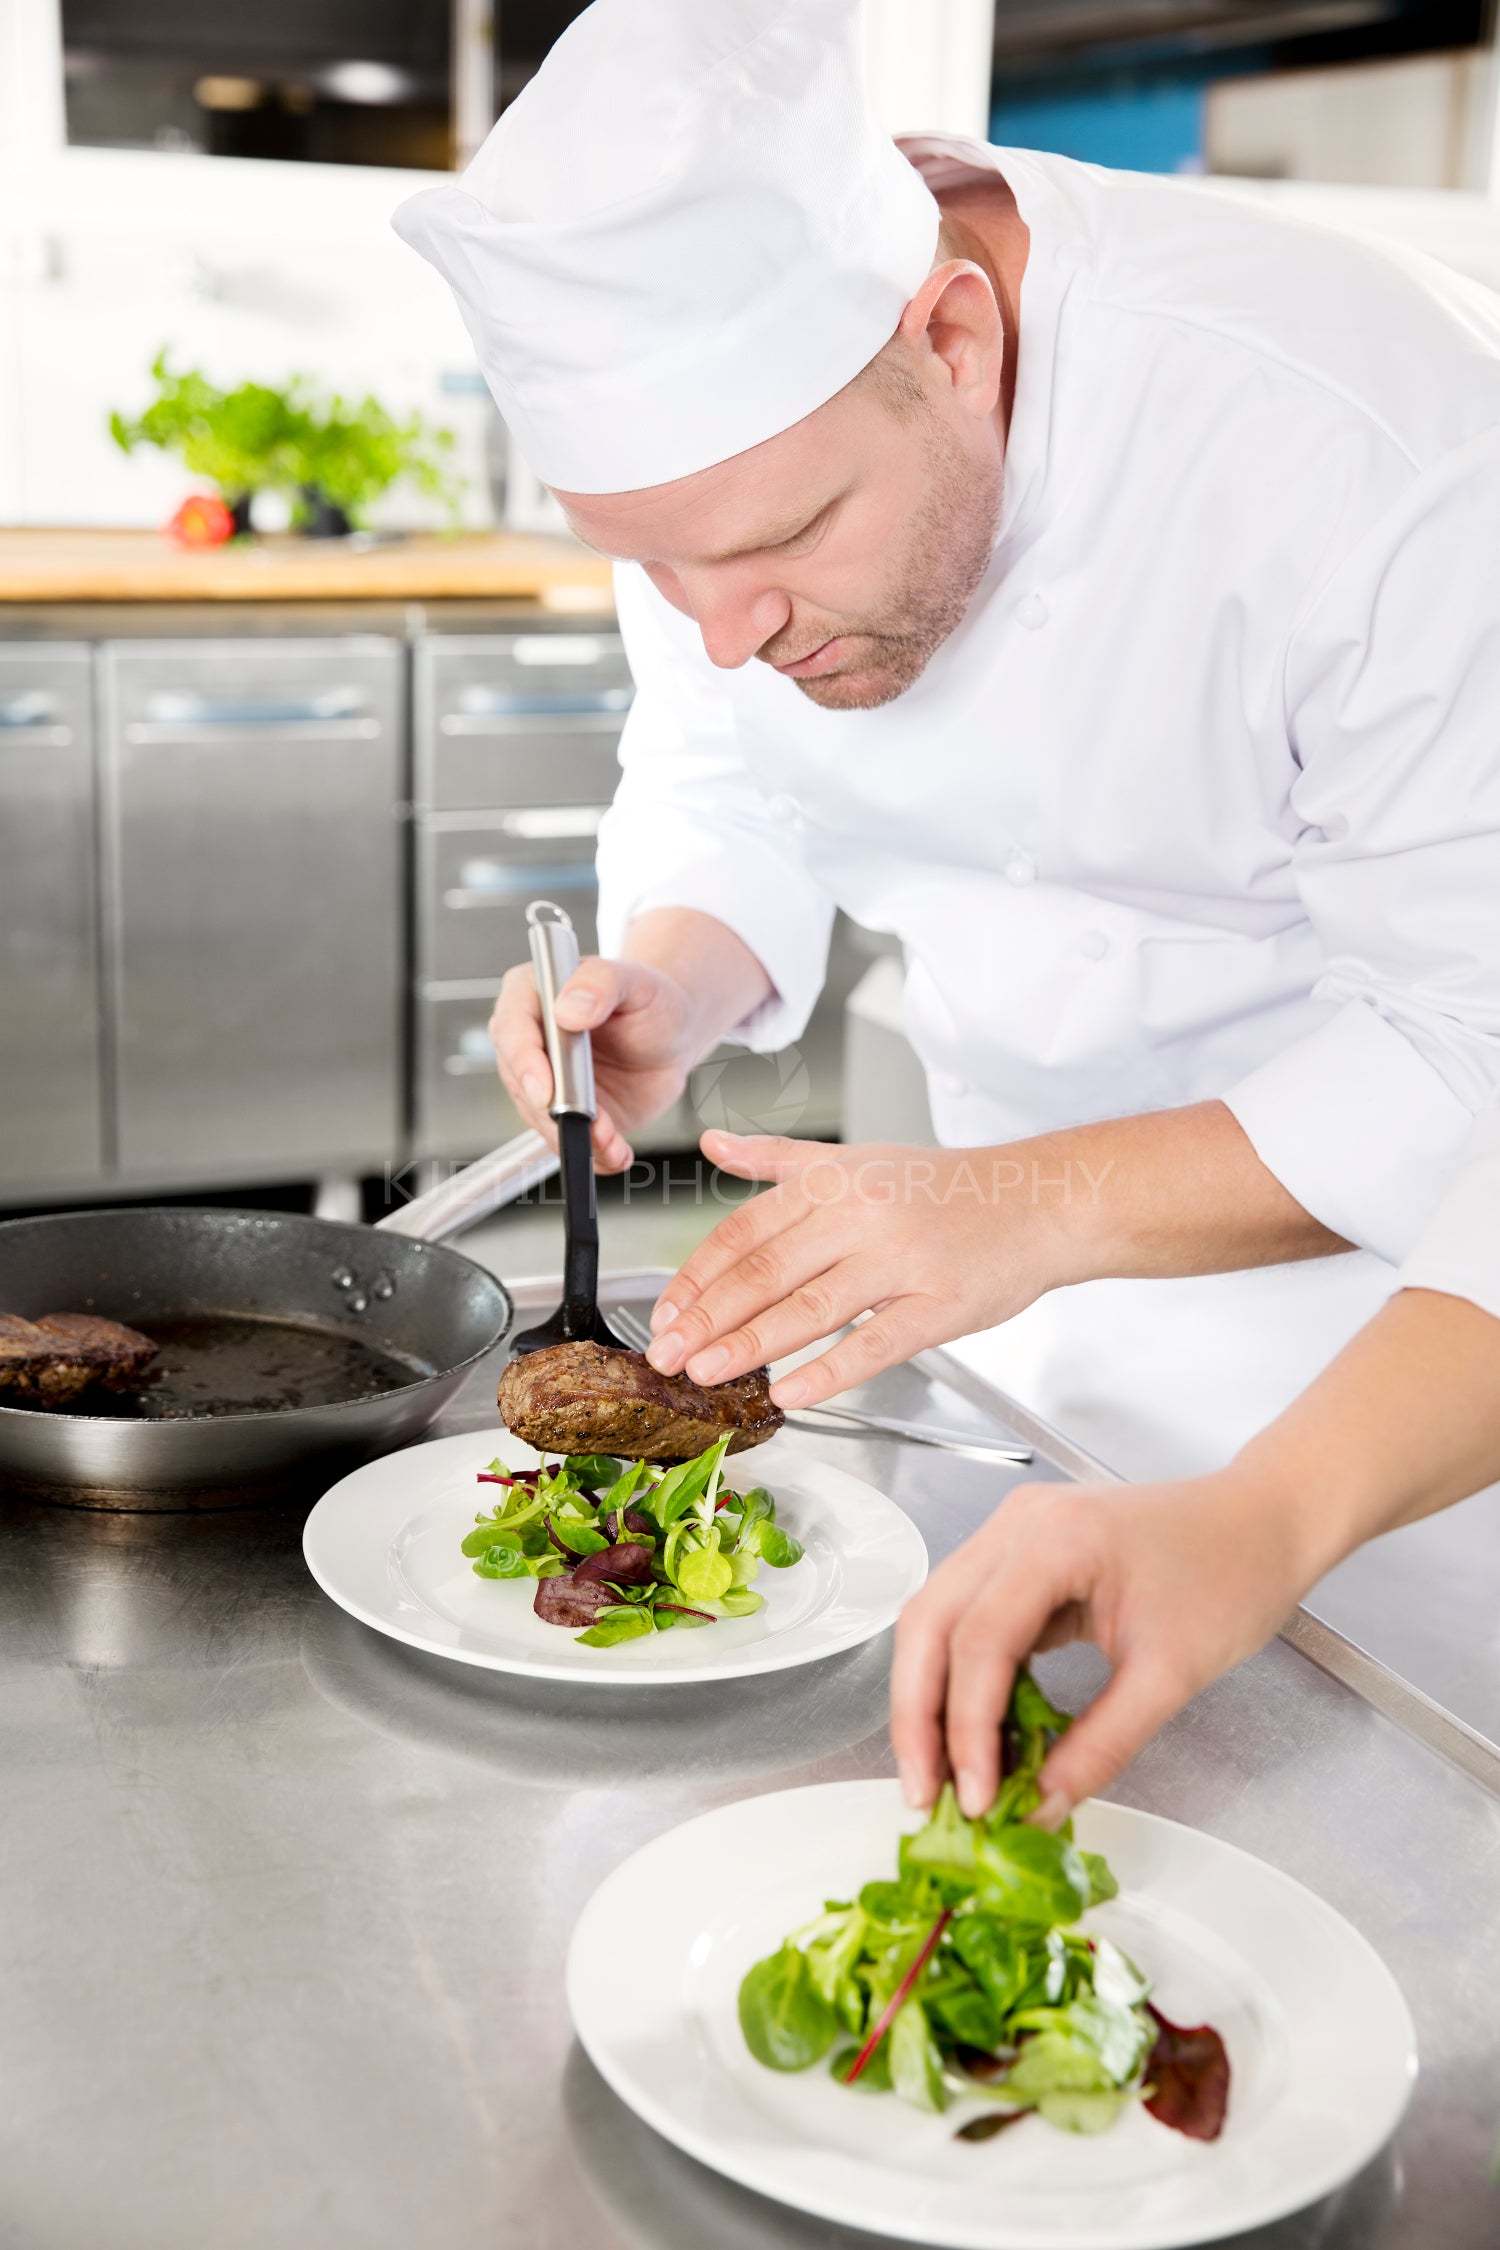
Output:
[567,1780,1416,2249]
[302,1430,927,1685]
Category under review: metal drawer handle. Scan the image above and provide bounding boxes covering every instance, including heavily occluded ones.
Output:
[125,718,379,745]
[499,806,604,841]
[0,692,59,727]
[0,692,72,745]
[453,686,632,718]
[438,709,626,739]
[444,1024,499,1075]
[444,859,596,908]
[509,635,610,666]
[142,688,367,726]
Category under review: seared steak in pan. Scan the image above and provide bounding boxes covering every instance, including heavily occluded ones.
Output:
[0,1313,159,1410]
[498,1338,782,1462]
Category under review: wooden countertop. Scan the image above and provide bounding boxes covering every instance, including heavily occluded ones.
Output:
[0,528,615,607]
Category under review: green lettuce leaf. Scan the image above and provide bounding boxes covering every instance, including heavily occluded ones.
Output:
[972,1825,1090,1927]
[470,1538,538,1580]
[562,1454,626,1487]
[738,1945,839,2072]
[890,1998,948,2113]
[575,1606,656,1648]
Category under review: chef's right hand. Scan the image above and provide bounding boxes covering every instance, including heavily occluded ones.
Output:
[890,1466,1317,1821]
[489,955,699,1172]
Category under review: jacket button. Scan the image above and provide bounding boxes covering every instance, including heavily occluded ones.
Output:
[1004,850,1037,886]
[767,793,800,824]
[1079,930,1110,961]
[1017,593,1049,631]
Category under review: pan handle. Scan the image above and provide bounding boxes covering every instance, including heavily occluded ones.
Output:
[375,1129,559,1243]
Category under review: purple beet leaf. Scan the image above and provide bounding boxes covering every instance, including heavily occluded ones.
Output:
[1143,2006,1230,2141]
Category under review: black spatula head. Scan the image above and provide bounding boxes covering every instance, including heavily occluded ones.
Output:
[509,901,631,1359]
[510,1113,631,1356]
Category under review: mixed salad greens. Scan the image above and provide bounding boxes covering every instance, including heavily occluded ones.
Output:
[739,1670,1229,2144]
[461,1435,804,1647]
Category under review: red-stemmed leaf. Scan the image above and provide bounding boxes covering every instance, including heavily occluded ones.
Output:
[844,1910,952,2086]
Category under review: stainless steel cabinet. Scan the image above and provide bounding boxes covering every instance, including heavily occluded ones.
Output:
[0,612,863,1202]
[98,640,403,1183]
[412,630,629,1158]
[0,646,104,1191]
[410,624,860,1162]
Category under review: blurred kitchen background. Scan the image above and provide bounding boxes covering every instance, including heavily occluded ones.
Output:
[3,0,1499,1273]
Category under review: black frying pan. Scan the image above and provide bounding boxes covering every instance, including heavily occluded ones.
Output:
[0,1135,556,1510]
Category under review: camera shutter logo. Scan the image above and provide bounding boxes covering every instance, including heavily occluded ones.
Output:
[691,1045,811,1137]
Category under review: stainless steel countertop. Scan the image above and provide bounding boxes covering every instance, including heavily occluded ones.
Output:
[2,1270,1498,2250]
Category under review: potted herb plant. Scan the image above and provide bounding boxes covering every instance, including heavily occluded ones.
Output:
[110,352,462,539]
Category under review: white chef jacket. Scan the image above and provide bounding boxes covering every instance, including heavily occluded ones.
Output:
[1400,1109,1500,1324]
[596,140,1500,1475]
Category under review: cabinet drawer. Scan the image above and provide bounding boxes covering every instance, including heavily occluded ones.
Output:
[416,810,603,985]
[415,632,631,810]
[105,637,399,739]
[420,713,623,813]
[412,986,523,1159]
[423,631,632,708]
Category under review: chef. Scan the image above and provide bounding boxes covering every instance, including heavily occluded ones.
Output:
[396,0,1500,1784]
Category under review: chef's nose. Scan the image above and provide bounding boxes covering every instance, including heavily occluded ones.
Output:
[672,569,792,671]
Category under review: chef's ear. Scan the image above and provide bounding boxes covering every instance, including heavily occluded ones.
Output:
[897,259,1005,422]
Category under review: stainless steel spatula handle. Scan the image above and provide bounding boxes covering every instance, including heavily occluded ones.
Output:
[527,899,596,1119]
[518,898,623,1352]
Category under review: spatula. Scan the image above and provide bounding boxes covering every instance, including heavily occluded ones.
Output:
[509,900,632,1357]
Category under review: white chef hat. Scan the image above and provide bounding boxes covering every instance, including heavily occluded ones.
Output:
[393,0,940,493]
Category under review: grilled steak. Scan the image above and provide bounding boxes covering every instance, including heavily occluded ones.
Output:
[498,1338,783,1462]
[0,1313,158,1410]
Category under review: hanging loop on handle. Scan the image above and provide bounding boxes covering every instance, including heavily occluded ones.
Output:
[527,899,596,1121]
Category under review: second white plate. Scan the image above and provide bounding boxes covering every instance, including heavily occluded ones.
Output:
[302,1429,927,1685]
[568,1781,1417,2248]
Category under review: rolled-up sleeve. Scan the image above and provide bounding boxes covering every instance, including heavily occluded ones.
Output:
[1399,1108,1500,1320]
[594,563,835,1050]
[1223,429,1500,1263]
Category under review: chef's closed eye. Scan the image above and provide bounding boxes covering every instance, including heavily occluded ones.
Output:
[764,502,838,558]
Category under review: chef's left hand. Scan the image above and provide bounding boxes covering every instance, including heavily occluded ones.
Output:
[644,1131,1075,1407]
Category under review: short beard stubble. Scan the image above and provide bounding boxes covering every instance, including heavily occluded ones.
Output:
[778,398,1003,713]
